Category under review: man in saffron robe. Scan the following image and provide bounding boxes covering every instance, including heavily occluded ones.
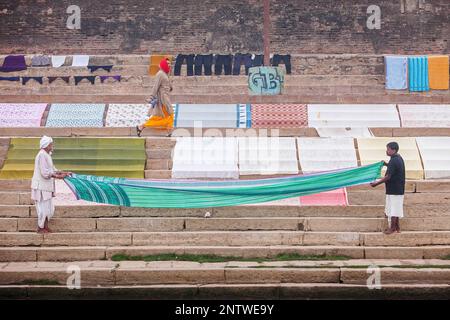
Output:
[137,58,174,137]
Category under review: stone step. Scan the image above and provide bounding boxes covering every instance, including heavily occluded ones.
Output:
[145,137,177,149]
[415,181,450,193]
[348,192,450,205]
[105,245,450,261]
[0,204,447,219]
[1,261,450,286]
[1,86,403,101]
[145,149,172,159]
[0,73,385,85]
[0,127,136,137]
[2,217,450,233]
[1,283,449,300]
[0,193,33,205]
[144,170,172,179]
[2,127,450,138]
[0,86,412,104]
[18,204,450,218]
[0,139,10,147]
[2,91,449,104]
[146,159,173,170]
[0,181,31,192]
[0,84,392,97]
[2,231,450,247]
[20,205,383,218]
[1,245,450,262]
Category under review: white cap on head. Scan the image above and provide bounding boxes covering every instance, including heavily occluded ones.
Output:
[39,136,53,149]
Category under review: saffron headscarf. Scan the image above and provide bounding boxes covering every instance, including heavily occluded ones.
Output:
[160,58,170,74]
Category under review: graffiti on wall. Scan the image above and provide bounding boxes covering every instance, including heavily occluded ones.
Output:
[248,66,285,95]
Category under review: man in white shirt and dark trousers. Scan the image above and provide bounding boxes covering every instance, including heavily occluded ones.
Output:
[31,136,71,233]
[370,142,406,235]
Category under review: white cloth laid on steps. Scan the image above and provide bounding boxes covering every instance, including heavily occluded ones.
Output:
[172,137,239,179]
[316,127,373,138]
[308,104,400,128]
[297,137,358,172]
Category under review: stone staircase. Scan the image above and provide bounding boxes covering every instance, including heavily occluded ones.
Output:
[1,52,450,298]
[145,137,174,179]
[1,177,450,298]
[1,54,449,104]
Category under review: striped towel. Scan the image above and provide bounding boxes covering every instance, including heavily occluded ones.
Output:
[428,55,449,90]
[174,104,250,128]
[408,56,430,92]
[384,56,408,90]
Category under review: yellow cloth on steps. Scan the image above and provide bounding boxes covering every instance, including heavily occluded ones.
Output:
[144,105,174,130]
[428,55,449,90]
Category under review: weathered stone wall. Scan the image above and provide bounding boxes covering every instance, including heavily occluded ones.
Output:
[0,0,448,54]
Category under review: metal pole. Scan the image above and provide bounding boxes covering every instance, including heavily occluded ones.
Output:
[263,0,270,66]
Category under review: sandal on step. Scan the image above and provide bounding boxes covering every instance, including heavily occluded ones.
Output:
[136,126,143,137]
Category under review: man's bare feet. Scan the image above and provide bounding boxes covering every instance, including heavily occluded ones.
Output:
[37,228,46,234]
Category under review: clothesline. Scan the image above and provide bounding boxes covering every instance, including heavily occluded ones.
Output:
[0,75,121,85]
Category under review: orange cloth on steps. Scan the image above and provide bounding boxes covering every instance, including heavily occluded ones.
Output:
[143,105,174,130]
[428,55,449,90]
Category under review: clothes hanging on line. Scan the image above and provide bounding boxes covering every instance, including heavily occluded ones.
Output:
[87,65,113,73]
[74,75,96,85]
[48,76,71,84]
[99,75,121,83]
[22,76,44,85]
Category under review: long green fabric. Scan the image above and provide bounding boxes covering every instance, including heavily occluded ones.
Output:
[64,162,383,208]
[0,137,146,179]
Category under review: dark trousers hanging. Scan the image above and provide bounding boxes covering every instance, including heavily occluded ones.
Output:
[214,54,233,75]
[194,54,213,76]
[232,53,252,75]
[251,54,264,67]
[271,54,292,74]
[174,54,194,76]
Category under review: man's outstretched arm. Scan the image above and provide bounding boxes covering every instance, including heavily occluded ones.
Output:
[370,174,391,188]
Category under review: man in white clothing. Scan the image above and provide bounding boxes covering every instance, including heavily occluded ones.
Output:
[31,136,71,233]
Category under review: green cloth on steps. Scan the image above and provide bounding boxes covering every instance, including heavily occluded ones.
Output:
[64,162,383,208]
[0,137,146,179]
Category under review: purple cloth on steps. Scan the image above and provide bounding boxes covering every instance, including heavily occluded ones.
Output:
[99,75,121,83]
[0,55,27,72]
